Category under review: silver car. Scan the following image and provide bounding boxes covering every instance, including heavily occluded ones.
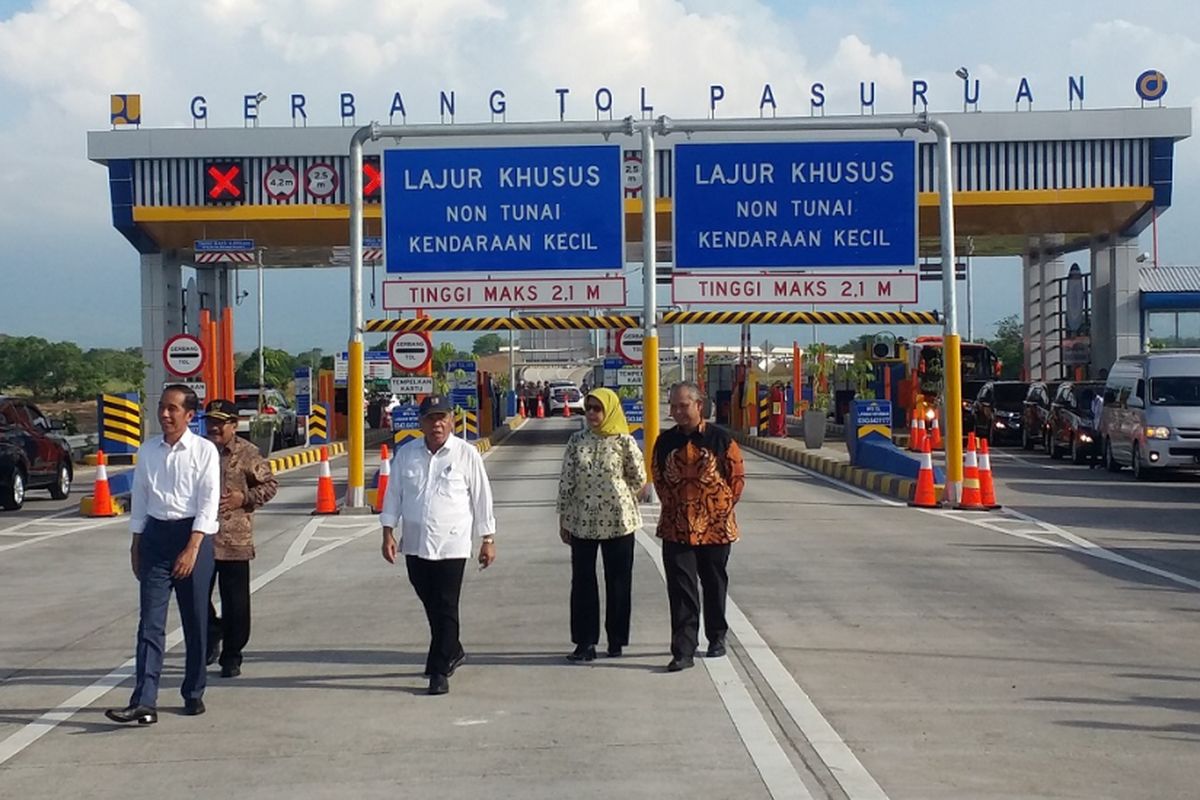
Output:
[1100,352,1200,479]
[233,388,301,450]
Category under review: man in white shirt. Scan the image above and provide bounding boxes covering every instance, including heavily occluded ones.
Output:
[106,385,221,725]
[380,395,496,695]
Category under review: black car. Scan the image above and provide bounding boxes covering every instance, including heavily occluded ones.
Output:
[960,379,990,431]
[1046,381,1105,463]
[0,397,74,510]
[1021,381,1060,450]
[972,380,1030,444]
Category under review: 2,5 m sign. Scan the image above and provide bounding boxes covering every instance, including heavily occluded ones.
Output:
[383,276,626,310]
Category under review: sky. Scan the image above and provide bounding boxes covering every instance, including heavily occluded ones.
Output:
[0,0,1197,357]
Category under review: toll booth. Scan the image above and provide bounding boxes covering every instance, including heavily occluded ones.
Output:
[705,362,736,425]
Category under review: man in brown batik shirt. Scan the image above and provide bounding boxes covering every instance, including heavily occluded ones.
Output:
[203,399,278,678]
[651,381,746,673]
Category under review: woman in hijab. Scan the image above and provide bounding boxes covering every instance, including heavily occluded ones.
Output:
[556,388,649,661]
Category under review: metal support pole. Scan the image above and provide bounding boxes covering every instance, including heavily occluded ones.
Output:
[931,119,963,505]
[257,250,265,412]
[347,127,371,510]
[965,236,975,342]
[641,123,660,476]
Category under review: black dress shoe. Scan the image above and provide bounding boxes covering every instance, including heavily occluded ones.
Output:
[206,636,221,667]
[706,642,727,658]
[447,651,466,677]
[606,644,623,658]
[183,699,206,716]
[566,644,596,662]
[666,657,694,672]
[105,704,157,725]
[428,674,449,695]
[219,664,241,678]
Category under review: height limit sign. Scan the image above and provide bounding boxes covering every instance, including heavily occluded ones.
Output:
[389,332,433,373]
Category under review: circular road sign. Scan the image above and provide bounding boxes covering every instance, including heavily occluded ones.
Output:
[616,329,644,364]
[389,331,433,373]
[163,334,205,377]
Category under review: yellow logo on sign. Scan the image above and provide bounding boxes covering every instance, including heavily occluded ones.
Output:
[111,94,142,126]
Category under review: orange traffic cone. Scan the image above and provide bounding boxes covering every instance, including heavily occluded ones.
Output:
[88,450,118,517]
[536,396,545,418]
[562,398,571,418]
[374,444,390,513]
[517,396,525,418]
[955,433,986,510]
[908,439,943,508]
[915,415,927,453]
[312,446,339,515]
[977,439,1001,509]
[908,410,921,452]
[930,414,944,450]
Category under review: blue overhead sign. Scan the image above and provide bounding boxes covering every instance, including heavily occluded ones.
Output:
[382,145,623,273]
[673,141,916,269]
[194,239,254,252]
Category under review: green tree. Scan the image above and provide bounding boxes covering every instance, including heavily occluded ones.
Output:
[986,314,1024,379]
[235,347,299,390]
[431,342,472,375]
[472,334,503,356]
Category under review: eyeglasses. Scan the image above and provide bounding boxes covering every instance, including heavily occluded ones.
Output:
[584,404,604,412]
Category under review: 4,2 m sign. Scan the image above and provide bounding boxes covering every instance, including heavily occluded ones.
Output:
[383,276,626,311]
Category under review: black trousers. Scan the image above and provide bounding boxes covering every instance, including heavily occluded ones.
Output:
[405,556,466,676]
[661,541,731,660]
[569,533,635,648]
[207,559,252,668]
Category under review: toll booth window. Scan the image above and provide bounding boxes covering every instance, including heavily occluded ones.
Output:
[204,161,245,204]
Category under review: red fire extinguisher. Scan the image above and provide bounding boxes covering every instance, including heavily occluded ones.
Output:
[768,382,787,437]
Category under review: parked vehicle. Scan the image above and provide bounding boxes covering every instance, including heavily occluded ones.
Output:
[960,379,990,432]
[0,396,74,511]
[1046,381,1104,463]
[1021,381,1060,450]
[972,380,1030,444]
[547,385,584,416]
[1100,352,1200,479]
[233,388,301,450]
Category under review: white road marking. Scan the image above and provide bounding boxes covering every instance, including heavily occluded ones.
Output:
[0,517,377,768]
[636,530,816,800]
[0,517,125,553]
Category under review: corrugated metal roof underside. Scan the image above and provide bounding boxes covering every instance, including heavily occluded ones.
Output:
[1140,267,1200,293]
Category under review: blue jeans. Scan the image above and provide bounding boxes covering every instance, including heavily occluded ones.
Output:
[130,517,215,708]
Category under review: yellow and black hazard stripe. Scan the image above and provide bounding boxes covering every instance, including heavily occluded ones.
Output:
[364,314,640,333]
[757,393,770,436]
[661,309,940,326]
[268,441,346,475]
[308,405,328,441]
[101,393,142,451]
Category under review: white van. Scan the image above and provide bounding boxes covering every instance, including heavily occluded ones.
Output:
[1099,352,1200,479]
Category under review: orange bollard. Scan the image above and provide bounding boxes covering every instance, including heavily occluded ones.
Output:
[908,439,943,508]
[536,396,545,419]
[374,444,391,513]
[88,451,118,517]
[977,439,1001,509]
[930,413,944,450]
[955,433,986,510]
[312,446,340,515]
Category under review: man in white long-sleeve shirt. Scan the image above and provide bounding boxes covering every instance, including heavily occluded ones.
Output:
[380,395,496,696]
[106,385,221,725]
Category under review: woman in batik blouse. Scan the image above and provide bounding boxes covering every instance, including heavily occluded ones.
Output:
[556,388,648,662]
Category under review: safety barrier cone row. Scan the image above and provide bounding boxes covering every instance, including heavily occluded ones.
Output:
[930,414,944,450]
[977,439,1002,509]
[374,444,391,513]
[87,450,118,517]
[312,446,340,515]
[908,439,943,508]
[955,433,986,511]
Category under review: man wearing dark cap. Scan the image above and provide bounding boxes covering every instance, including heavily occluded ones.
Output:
[202,399,278,678]
[379,395,497,695]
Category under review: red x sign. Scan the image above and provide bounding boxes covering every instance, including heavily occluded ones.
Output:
[206,163,242,200]
[362,159,381,199]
